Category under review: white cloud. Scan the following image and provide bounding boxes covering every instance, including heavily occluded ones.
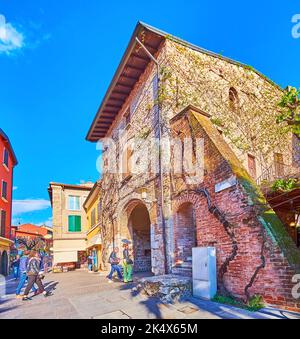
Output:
[12,199,50,216]
[0,14,24,54]
[13,186,18,191]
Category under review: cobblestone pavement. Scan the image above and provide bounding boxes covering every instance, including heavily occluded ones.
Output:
[0,270,299,319]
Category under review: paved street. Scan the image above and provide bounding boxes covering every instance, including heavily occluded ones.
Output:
[0,270,299,319]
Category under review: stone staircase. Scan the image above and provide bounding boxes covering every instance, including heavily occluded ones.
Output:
[171,262,192,277]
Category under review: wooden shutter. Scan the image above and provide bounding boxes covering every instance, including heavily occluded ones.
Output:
[91,209,96,227]
[0,210,6,237]
[68,215,75,232]
[3,149,9,167]
[1,181,7,200]
[75,216,81,232]
[68,215,81,232]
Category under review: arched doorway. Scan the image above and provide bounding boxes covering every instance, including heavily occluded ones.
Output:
[1,250,8,276]
[128,203,152,272]
[174,202,197,266]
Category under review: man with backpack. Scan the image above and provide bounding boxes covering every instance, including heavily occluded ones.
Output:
[106,247,123,283]
[15,251,38,299]
[22,251,51,301]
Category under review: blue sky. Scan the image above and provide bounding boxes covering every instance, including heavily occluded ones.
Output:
[1,1,300,226]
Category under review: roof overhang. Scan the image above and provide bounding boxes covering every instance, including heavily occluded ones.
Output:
[86,22,165,142]
[86,21,283,142]
[48,182,93,205]
[83,180,101,210]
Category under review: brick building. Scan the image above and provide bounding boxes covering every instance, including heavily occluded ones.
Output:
[0,128,17,276]
[86,23,300,311]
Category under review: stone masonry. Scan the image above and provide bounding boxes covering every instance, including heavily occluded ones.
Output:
[87,24,300,312]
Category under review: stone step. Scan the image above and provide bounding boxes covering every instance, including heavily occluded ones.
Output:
[172,265,192,277]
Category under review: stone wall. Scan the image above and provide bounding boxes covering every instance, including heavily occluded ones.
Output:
[170,107,300,312]
[96,33,299,310]
[162,39,294,179]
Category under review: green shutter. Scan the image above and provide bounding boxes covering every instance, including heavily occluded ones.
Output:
[68,215,81,232]
[75,216,81,231]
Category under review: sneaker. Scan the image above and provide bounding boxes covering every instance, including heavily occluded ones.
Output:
[15,294,23,299]
[43,291,52,297]
[22,296,32,301]
[107,279,113,283]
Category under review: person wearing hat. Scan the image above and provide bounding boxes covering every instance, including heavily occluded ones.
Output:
[15,251,38,299]
[122,241,133,283]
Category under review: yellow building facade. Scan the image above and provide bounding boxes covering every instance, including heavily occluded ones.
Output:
[84,181,102,271]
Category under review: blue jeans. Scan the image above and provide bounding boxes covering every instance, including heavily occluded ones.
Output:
[13,267,19,279]
[107,264,122,280]
[16,272,37,295]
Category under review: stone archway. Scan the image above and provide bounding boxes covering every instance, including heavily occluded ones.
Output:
[174,202,197,267]
[127,202,152,273]
[1,250,8,276]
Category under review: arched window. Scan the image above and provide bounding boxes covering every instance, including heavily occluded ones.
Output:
[229,87,239,112]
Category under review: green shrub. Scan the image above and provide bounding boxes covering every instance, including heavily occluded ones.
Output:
[247,295,265,311]
[212,294,264,312]
[271,178,297,192]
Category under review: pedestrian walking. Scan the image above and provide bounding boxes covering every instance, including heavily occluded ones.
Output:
[106,247,122,283]
[15,251,38,299]
[122,242,133,283]
[42,253,50,274]
[87,251,94,272]
[22,251,51,301]
[12,255,20,280]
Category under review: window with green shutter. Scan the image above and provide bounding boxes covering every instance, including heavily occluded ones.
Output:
[68,215,81,232]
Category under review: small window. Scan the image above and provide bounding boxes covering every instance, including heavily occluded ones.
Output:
[1,181,7,200]
[3,148,9,167]
[229,87,239,112]
[247,154,257,179]
[68,215,81,232]
[0,210,6,237]
[91,208,96,227]
[68,196,80,210]
[274,153,284,177]
[122,146,133,180]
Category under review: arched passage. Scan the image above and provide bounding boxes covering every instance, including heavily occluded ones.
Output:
[0,250,8,276]
[174,202,197,266]
[128,202,152,272]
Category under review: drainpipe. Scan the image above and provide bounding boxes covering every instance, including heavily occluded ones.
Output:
[135,37,169,274]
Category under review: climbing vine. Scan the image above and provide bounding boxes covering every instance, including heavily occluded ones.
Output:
[277,86,300,138]
[157,39,293,170]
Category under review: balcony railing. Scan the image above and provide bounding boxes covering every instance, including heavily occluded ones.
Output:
[256,162,300,186]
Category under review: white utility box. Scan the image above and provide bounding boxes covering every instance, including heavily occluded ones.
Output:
[192,247,217,300]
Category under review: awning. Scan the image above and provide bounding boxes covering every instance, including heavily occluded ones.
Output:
[87,234,102,248]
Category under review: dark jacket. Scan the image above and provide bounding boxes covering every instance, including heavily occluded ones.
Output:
[123,249,133,265]
[108,252,120,265]
[26,257,41,276]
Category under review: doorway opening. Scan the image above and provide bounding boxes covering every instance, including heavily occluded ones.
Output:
[174,202,197,266]
[128,203,152,273]
[0,250,8,276]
